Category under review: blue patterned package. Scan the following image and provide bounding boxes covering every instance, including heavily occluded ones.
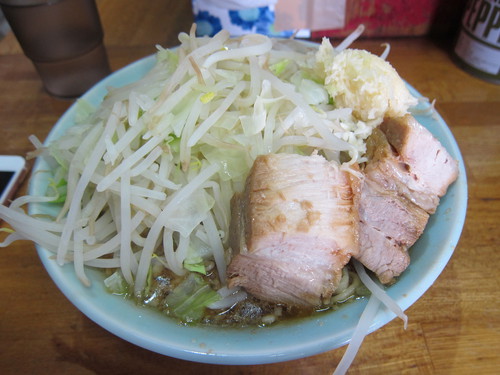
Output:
[191,0,302,37]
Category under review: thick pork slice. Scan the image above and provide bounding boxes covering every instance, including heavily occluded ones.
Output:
[364,127,439,214]
[227,153,359,307]
[379,114,459,212]
[356,177,429,284]
[355,115,458,284]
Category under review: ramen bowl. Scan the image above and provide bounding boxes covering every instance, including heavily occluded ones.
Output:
[28,49,467,365]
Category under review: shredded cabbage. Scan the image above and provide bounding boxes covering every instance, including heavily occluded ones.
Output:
[104,270,129,295]
[165,273,220,323]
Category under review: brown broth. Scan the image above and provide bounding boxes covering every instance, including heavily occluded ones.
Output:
[128,264,366,328]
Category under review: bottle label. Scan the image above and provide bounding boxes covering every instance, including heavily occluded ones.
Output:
[454,0,500,76]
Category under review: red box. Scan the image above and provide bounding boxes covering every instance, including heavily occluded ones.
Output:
[310,0,467,39]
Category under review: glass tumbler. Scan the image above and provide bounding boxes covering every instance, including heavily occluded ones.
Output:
[0,0,111,98]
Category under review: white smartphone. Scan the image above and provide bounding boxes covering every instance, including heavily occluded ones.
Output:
[0,155,27,206]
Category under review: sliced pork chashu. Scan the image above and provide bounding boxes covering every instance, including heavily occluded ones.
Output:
[356,176,429,284]
[227,153,359,307]
[364,127,439,214]
[355,115,458,284]
[380,114,458,202]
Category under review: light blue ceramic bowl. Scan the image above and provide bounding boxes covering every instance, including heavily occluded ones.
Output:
[28,50,467,365]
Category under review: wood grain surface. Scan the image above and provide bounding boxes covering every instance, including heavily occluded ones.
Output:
[1,1,499,374]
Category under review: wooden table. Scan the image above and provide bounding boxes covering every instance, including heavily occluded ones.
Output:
[1,1,499,374]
